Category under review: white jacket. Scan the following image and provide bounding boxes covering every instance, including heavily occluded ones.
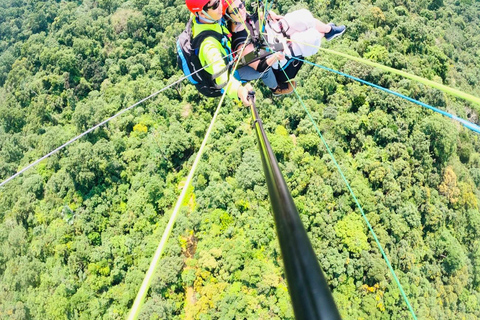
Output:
[265,9,322,69]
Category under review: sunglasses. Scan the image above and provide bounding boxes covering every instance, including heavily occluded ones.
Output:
[228,2,245,15]
[204,0,221,11]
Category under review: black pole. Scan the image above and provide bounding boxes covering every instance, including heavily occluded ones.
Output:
[248,92,341,320]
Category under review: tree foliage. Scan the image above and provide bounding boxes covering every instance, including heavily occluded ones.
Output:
[0,0,480,319]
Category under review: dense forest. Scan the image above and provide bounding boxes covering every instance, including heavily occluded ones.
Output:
[1,0,480,319]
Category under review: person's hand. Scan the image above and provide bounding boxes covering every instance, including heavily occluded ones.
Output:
[268,10,284,21]
[266,51,285,66]
[238,83,254,107]
[274,51,285,61]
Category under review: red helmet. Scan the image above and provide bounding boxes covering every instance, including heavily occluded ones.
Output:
[221,0,228,15]
[186,0,210,13]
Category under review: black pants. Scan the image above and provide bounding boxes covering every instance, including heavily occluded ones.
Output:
[273,57,304,83]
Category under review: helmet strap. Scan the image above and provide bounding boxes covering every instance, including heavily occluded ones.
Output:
[198,10,217,23]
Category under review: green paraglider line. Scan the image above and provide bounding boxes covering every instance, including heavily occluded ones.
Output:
[291,56,480,135]
[279,36,480,107]
[127,22,251,320]
[278,67,419,320]
[319,47,480,107]
[0,48,245,188]
[127,96,223,320]
[259,28,419,319]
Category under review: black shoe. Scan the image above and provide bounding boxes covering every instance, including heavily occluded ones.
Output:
[325,23,346,41]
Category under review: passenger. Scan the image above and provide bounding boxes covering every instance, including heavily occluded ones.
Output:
[224,1,346,91]
[224,0,294,96]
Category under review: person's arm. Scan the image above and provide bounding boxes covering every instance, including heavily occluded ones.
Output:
[200,37,241,101]
[265,52,285,66]
[268,10,284,21]
[200,37,253,105]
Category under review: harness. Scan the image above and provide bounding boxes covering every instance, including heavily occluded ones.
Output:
[192,25,234,91]
[266,16,294,53]
[176,18,234,97]
[232,13,283,69]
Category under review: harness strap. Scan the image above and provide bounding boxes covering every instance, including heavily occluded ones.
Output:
[211,61,234,80]
[237,42,284,68]
[191,26,233,90]
[278,21,294,52]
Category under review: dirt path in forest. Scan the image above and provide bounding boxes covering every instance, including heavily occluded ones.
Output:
[183,234,198,320]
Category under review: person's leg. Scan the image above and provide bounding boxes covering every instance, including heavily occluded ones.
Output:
[236,66,262,82]
[260,68,278,89]
[291,29,322,57]
[324,22,346,41]
[282,9,345,40]
[315,19,331,34]
[274,58,303,84]
[236,65,278,89]
[284,9,315,35]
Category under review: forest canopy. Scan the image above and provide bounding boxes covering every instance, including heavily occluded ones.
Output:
[0,0,480,319]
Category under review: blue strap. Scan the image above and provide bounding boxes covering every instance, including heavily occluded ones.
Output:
[291,56,480,135]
